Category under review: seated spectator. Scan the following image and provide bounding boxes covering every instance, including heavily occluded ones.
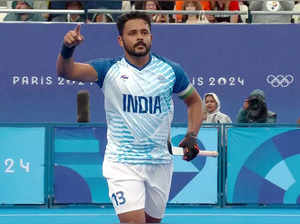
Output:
[51,1,85,22]
[4,0,46,21]
[174,0,210,23]
[92,11,114,23]
[202,93,232,123]
[236,89,277,123]
[182,0,209,24]
[249,1,294,24]
[206,0,241,23]
[293,1,300,23]
[143,0,168,23]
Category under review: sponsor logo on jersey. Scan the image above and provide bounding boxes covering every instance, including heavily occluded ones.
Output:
[120,74,128,80]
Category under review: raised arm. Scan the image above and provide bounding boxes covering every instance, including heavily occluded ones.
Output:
[56,24,98,82]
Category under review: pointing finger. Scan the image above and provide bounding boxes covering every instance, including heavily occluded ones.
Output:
[73,25,83,41]
[74,24,81,35]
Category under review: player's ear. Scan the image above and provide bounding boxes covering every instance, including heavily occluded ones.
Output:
[117,35,123,47]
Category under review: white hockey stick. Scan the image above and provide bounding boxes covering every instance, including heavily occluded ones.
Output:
[172,146,219,157]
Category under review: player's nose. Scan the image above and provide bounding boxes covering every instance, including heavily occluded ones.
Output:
[136,31,144,40]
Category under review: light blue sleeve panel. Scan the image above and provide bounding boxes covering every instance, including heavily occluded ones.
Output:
[88,57,121,88]
[156,56,190,94]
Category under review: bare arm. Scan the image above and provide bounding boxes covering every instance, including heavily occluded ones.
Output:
[179,88,203,161]
[56,24,98,82]
[183,88,203,135]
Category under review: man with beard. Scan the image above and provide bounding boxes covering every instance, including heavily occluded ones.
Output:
[56,11,203,224]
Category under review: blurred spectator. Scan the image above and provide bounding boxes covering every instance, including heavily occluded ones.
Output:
[92,11,114,23]
[292,1,300,23]
[33,1,49,20]
[133,0,174,22]
[182,0,209,24]
[239,0,249,23]
[241,1,249,7]
[236,89,277,123]
[206,0,241,23]
[143,0,168,23]
[0,1,8,22]
[4,0,46,21]
[202,93,232,123]
[174,0,210,23]
[249,0,294,23]
[122,0,132,10]
[52,1,85,22]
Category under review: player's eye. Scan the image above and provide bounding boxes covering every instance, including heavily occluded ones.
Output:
[141,30,149,35]
[128,30,137,35]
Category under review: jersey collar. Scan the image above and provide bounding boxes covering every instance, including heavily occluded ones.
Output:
[124,53,152,71]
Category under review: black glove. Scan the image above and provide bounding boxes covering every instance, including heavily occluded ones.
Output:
[179,132,199,161]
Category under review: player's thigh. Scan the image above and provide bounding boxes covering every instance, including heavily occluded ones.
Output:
[106,178,145,214]
[103,160,146,215]
[144,163,173,219]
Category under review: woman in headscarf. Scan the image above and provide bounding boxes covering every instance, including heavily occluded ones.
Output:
[202,92,232,123]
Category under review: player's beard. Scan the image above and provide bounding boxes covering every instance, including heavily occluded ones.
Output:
[123,40,151,57]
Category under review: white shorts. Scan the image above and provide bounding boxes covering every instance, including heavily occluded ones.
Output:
[102,159,173,219]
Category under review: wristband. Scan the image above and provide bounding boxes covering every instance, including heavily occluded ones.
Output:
[60,44,75,59]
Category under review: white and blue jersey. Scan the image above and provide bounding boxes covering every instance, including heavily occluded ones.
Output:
[89,53,194,164]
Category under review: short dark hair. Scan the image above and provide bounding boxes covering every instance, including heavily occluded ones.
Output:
[116,11,152,36]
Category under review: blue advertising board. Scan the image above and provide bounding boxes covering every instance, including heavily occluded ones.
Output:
[0,127,45,204]
[169,126,218,204]
[226,127,300,205]
[54,125,218,204]
[0,23,299,124]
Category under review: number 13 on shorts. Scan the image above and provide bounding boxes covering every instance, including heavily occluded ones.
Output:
[111,191,126,206]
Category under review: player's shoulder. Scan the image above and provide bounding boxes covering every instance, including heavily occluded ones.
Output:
[152,53,182,69]
[152,53,186,78]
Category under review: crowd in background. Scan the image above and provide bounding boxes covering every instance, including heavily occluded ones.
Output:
[0,1,299,24]
[0,1,295,124]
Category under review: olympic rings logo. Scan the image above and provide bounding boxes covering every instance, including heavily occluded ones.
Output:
[266,74,294,88]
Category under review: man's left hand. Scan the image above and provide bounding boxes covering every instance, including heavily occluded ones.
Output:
[179,132,199,161]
